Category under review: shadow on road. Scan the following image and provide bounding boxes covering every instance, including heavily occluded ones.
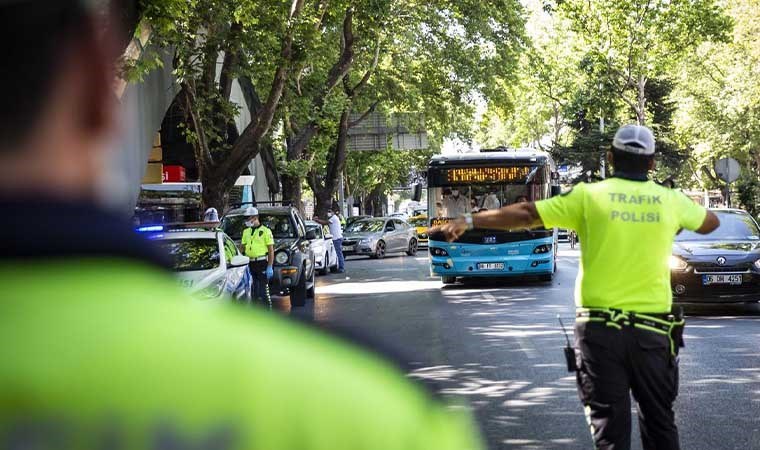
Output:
[680,302,760,317]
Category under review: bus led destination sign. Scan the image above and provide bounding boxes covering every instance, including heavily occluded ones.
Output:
[444,166,532,184]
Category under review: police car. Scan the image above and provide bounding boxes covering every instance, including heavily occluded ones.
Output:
[139,224,251,300]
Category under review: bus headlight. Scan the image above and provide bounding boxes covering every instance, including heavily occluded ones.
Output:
[669,255,688,270]
[533,244,552,254]
[430,247,449,257]
[275,251,289,265]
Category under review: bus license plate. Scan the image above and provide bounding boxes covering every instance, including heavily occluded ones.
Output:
[478,263,504,270]
[702,274,742,285]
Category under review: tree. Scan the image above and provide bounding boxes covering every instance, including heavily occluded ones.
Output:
[556,0,731,125]
[139,0,319,210]
[669,0,760,204]
[307,0,528,215]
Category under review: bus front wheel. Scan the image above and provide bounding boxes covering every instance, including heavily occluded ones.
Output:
[442,276,456,284]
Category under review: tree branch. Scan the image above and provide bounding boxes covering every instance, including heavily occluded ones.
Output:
[349,100,380,128]
[218,22,243,102]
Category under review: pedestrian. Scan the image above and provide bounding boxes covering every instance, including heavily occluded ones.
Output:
[240,207,274,307]
[430,124,719,450]
[314,207,345,273]
[0,2,482,448]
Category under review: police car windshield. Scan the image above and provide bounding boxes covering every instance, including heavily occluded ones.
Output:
[346,219,384,233]
[221,213,297,240]
[155,239,220,271]
[676,211,760,241]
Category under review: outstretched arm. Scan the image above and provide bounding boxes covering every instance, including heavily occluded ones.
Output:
[428,203,544,242]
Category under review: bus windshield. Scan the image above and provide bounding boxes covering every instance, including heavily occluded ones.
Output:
[429,185,534,218]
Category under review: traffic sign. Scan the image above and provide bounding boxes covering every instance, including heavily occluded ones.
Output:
[714,158,741,183]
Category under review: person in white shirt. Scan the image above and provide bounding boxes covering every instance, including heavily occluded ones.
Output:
[443,189,469,217]
[313,207,345,273]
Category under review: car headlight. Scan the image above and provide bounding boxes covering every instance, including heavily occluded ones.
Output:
[275,251,289,265]
[669,255,688,270]
[754,259,760,270]
[200,278,226,299]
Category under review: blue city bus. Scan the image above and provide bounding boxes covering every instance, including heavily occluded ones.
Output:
[427,150,561,284]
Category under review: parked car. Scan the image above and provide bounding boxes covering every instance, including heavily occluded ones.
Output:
[408,215,429,247]
[220,205,316,306]
[306,220,338,275]
[342,217,418,259]
[670,208,760,304]
[143,226,251,300]
[557,228,570,242]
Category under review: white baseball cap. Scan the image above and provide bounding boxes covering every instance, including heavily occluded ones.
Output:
[612,125,655,155]
[244,206,259,216]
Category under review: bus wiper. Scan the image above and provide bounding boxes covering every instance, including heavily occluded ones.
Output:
[525,166,540,184]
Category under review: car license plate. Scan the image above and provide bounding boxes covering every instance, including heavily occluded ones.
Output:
[702,274,742,285]
[478,263,504,270]
[343,245,354,252]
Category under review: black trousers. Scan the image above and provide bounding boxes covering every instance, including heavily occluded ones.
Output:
[575,320,680,450]
[248,260,271,306]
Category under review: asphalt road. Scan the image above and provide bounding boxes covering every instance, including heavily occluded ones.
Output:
[275,243,760,450]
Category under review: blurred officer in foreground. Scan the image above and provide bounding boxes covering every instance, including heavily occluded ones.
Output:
[0,2,481,449]
[240,206,274,306]
[430,125,719,450]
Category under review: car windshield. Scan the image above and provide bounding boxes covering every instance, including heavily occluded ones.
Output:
[676,211,760,241]
[306,224,322,236]
[221,212,297,240]
[155,238,220,271]
[346,219,385,233]
[409,217,428,227]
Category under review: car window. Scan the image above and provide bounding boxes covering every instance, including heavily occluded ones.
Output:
[223,236,238,264]
[393,219,405,228]
[346,219,384,233]
[676,211,760,241]
[306,223,323,239]
[221,212,298,240]
[385,221,395,231]
[220,215,246,240]
[155,238,220,271]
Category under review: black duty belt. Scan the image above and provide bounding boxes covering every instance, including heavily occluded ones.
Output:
[576,307,685,356]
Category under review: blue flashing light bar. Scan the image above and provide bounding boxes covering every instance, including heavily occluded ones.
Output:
[137,225,164,232]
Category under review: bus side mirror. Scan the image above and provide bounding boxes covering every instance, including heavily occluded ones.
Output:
[551,185,562,197]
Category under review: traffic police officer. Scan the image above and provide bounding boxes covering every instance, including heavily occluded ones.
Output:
[431,124,720,450]
[0,2,483,449]
[240,206,275,306]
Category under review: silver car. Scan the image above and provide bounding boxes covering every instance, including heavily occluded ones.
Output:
[342,217,418,259]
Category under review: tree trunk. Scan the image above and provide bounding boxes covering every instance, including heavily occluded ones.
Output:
[281,174,303,211]
[201,171,231,213]
[636,76,648,125]
[314,190,333,218]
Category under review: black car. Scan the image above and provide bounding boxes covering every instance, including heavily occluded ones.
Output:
[220,205,316,306]
[670,209,760,303]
